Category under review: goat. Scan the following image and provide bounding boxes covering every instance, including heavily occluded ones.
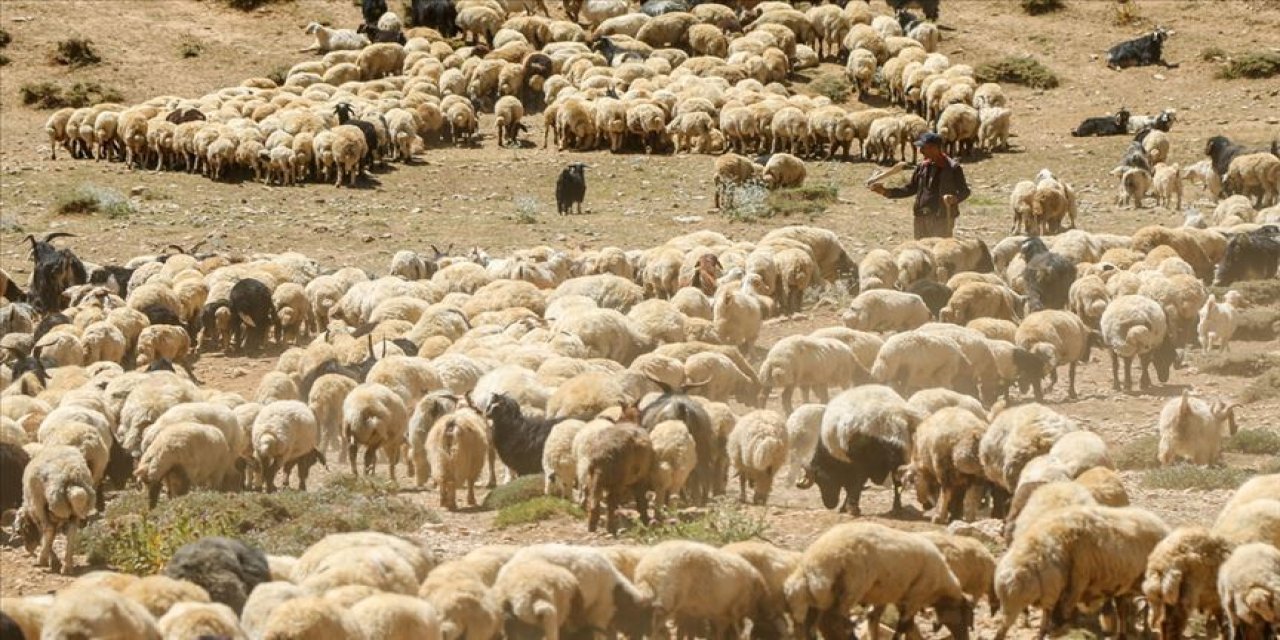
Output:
[362,0,388,27]
[1107,26,1174,69]
[1214,226,1280,286]
[1071,108,1130,137]
[556,163,587,216]
[356,23,407,44]
[334,103,380,169]
[411,0,457,38]
[886,0,939,22]
[23,232,86,313]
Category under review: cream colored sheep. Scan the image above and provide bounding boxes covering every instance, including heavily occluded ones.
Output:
[648,418,696,510]
[426,408,489,511]
[342,382,410,481]
[911,407,986,524]
[1157,391,1238,466]
[1216,543,1280,640]
[727,409,788,505]
[634,540,782,640]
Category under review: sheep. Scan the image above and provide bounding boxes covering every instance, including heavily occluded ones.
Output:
[993,505,1170,640]
[163,536,271,614]
[494,94,526,147]
[15,445,95,575]
[38,588,161,640]
[302,22,370,52]
[713,153,762,209]
[502,544,650,638]
[1198,291,1243,353]
[713,279,767,354]
[726,409,788,505]
[427,408,490,510]
[579,418,654,534]
[134,324,190,369]
[1216,542,1280,640]
[757,335,864,413]
[258,596,362,639]
[252,400,324,493]
[492,558,580,640]
[648,418,696,511]
[156,601,244,640]
[763,152,806,189]
[1225,152,1280,208]
[979,402,1079,516]
[1157,390,1238,466]
[911,407,986,524]
[1100,294,1177,391]
[418,561,502,640]
[939,281,1019,325]
[134,422,241,508]
[841,289,931,333]
[1014,309,1094,400]
[871,331,973,397]
[809,385,920,516]
[1115,166,1153,209]
[120,574,211,619]
[784,522,971,640]
[1142,527,1235,640]
[347,593,442,640]
[633,540,782,640]
[342,382,409,480]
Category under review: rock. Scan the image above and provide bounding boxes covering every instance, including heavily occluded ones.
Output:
[130,186,148,197]
[948,519,1004,548]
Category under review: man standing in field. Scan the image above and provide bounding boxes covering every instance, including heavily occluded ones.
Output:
[869,132,971,239]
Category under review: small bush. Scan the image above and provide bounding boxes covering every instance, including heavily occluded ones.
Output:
[1216,51,1280,80]
[481,475,544,509]
[0,28,11,48]
[767,183,839,218]
[1225,279,1280,306]
[1114,435,1160,470]
[513,196,540,224]
[1200,46,1227,62]
[810,73,853,103]
[1020,0,1064,15]
[54,185,135,218]
[83,477,436,575]
[1197,353,1277,377]
[976,56,1059,89]
[265,65,289,87]
[1109,0,1142,26]
[1142,465,1253,491]
[19,81,123,109]
[626,498,769,545]
[495,496,584,528]
[50,38,101,67]
[721,180,772,221]
[178,39,204,59]
[1241,366,1280,403]
[1226,429,1280,456]
[220,0,285,10]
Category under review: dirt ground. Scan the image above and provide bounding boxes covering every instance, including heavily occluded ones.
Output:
[1,0,1278,629]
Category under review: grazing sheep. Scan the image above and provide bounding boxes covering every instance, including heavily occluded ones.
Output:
[427,408,490,511]
[342,382,410,481]
[1100,294,1177,391]
[38,588,161,640]
[1143,527,1234,640]
[156,601,244,640]
[648,418,696,511]
[252,400,324,493]
[812,385,920,516]
[1216,542,1280,640]
[578,417,654,533]
[15,445,95,575]
[757,335,864,413]
[841,289,931,333]
[164,536,271,614]
[911,407,986,523]
[134,422,241,508]
[1157,390,1238,466]
[727,409,788,505]
[634,540,783,640]
[492,558,580,640]
[1014,309,1095,400]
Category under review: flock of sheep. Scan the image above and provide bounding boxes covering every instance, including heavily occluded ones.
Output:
[41,0,1014,191]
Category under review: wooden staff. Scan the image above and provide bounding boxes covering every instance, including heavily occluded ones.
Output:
[864,161,909,187]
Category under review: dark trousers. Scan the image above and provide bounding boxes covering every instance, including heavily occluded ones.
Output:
[914,214,953,239]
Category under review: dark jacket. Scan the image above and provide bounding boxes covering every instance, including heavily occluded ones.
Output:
[885,157,971,217]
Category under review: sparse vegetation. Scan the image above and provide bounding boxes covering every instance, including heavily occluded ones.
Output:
[1198,353,1277,377]
[1226,429,1280,456]
[721,180,772,221]
[1020,0,1064,16]
[54,184,135,218]
[266,65,289,86]
[766,183,839,218]
[178,38,204,59]
[50,37,101,67]
[481,475,544,509]
[1114,434,1160,470]
[83,477,435,575]
[19,81,123,109]
[514,196,540,224]
[1200,46,1227,62]
[494,496,584,528]
[626,498,769,545]
[1109,0,1142,26]
[976,56,1060,89]
[810,72,853,103]
[0,28,11,48]
[1241,365,1280,403]
[1142,465,1253,491]
[1216,51,1280,79]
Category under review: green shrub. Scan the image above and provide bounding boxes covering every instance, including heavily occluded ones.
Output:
[766,183,839,218]
[626,498,769,545]
[54,185,135,218]
[976,56,1059,89]
[481,475,544,509]
[19,81,123,109]
[495,497,584,528]
[809,73,853,103]
[1200,47,1227,62]
[1216,51,1280,80]
[1142,465,1253,491]
[82,477,436,575]
[1113,435,1160,470]
[1020,0,1064,15]
[1226,429,1280,456]
[721,180,772,221]
[50,38,101,67]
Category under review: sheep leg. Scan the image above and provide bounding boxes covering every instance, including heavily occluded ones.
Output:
[363,444,378,477]
[466,479,477,507]
[1123,355,1136,391]
[1109,352,1121,390]
[781,386,794,414]
[933,483,954,524]
[1138,355,1153,389]
[1067,363,1078,399]
[486,445,497,488]
[61,522,78,575]
[349,443,360,475]
[37,522,55,568]
[605,491,622,534]
[633,485,650,525]
[739,472,749,503]
[263,458,280,493]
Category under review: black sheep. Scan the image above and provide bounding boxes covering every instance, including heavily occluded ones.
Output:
[334,103,379,169]
[356,23,407,44]
[484,393,566,476]
[1071,107,1130,137]
[362,0,388,27]
[1214,226,1280,286]
[906,279,952,319]
[641,382,719,504]
[24,232,86,313]
[520,53,554,108]
[87,264,134,295]
[228,278,277,352]
[1020,236,1077,312]
[886,0,938,22]
[1106,26,1173,70]
[799,437,905,517]
[411,0,457,37]
[1204,135,1249,182]
[556,163,587,216]
[164,537,271,614]
[165,108,206,125]
[895,7,923,31]
[0,441,30,513]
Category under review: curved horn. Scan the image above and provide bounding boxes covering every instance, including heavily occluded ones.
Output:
[42,232,77,242]
[166,244,187,254]
[188,239,207,254]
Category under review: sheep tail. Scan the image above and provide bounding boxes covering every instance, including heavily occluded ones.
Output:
[1159,568,1182,606]
[750,438,787,472]
[1174,391,1194,437]
[65,485,94,519]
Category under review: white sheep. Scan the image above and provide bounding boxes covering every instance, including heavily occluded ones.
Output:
[491,558,580,640]
[1100,294,1174,391]
[648,418,696,511]
[757,335,863,413]
[418,561,502,640]
[16,445,96,575]
[842,289,931,334]
[503,544,649,638]
[633,540,782,639]
[911,407,986,523]
[784,403,823,484]
[1157,390,1238,466]
[426,408,490,511]
[1198,290,1242,353]
[727,409,788,505]
[134,422,240,508]
[38,588,161,639]
[302,22,370,53]
[1216,542,1280,640]
[713,279,767,353]
[252,400,323,492]
[348,593,442,640]
[1142,526,1234,640]
[342,382,409,481]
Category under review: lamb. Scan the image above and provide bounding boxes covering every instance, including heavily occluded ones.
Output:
[252,400,324,493]
[841,289,931,333]
[15,445,95,575]
[648,418,696,511]
[1198,290,1243,353]
[302,22,370,53]
[810,385,920,516]
[1100,294,1177,391]
[911,407,986,524]
[427,408,490,510]
[342,382,410,481]
[492,558,581,640]
[993,505,1170,640]
[633,540,783,640]
[1156,390,1238,466]
[726,409,788,505]
[37,588,161,640]
[578,418,655,531]
[1151,162,1184,210]
[1142,527,1234,640]
[784,522,971,640]
[134,422,241,508]
[163,536,271,614]
[1216,542,1280,640]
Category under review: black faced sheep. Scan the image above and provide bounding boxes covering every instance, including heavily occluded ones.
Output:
[1106,26,1174,69]
[641,381,718,506]
[1213,226,1280,286]
[164,536,271,614]
[796,440,864,514]
[484,393,564,477]
[556,163,587,216]
[1071,108,1130,137]
[334,103,379,168]
[356,23,407,44]
[228,278,277,352]
[1021,237,1077,312]
[1203,135,1273,183]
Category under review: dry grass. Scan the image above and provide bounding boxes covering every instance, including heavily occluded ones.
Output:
[626,498,769,545]
[1216,51,1280,79]
[1142,465,1253,491]
[1109,0,1143,26]
[1241,366,1280,403]
[480,475,544,510]
[1020,0,1065,15]
[976,56,1060,89]
[767,183,839,219]
[809,72,854,104]
[1225,429,1280,456]
[53,184,135,219]
[1113,434,1160,470]
[19,81,124,110]
[50,38,101,67]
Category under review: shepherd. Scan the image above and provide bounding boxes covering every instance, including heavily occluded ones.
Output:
[869,132,971,239]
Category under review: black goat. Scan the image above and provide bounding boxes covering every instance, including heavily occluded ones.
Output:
[886,0,938,22]
[1205,135,1250,182]
[521,53,554,108]
[896,7,923,32]
[1107,26,1174,70]
[1071,107,1130,137]
[556,163,587,216]
[798,435,905,517]
[32,313,72,343]
[484,393,566,477]
[641,380,719,504]
[411,0,457,37]
[906,279,952,319]
[1119,139,1152,173]
[228,278,277,352]
[356,23,407,44]
[334,103,379,169]
[592,36,649,66]
[362,0,388,27]
[0,269,26,302]
[1020,236,1077,312]
[1214,226,1280,286]
[24,232,86,313]
[164,537,271,615]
